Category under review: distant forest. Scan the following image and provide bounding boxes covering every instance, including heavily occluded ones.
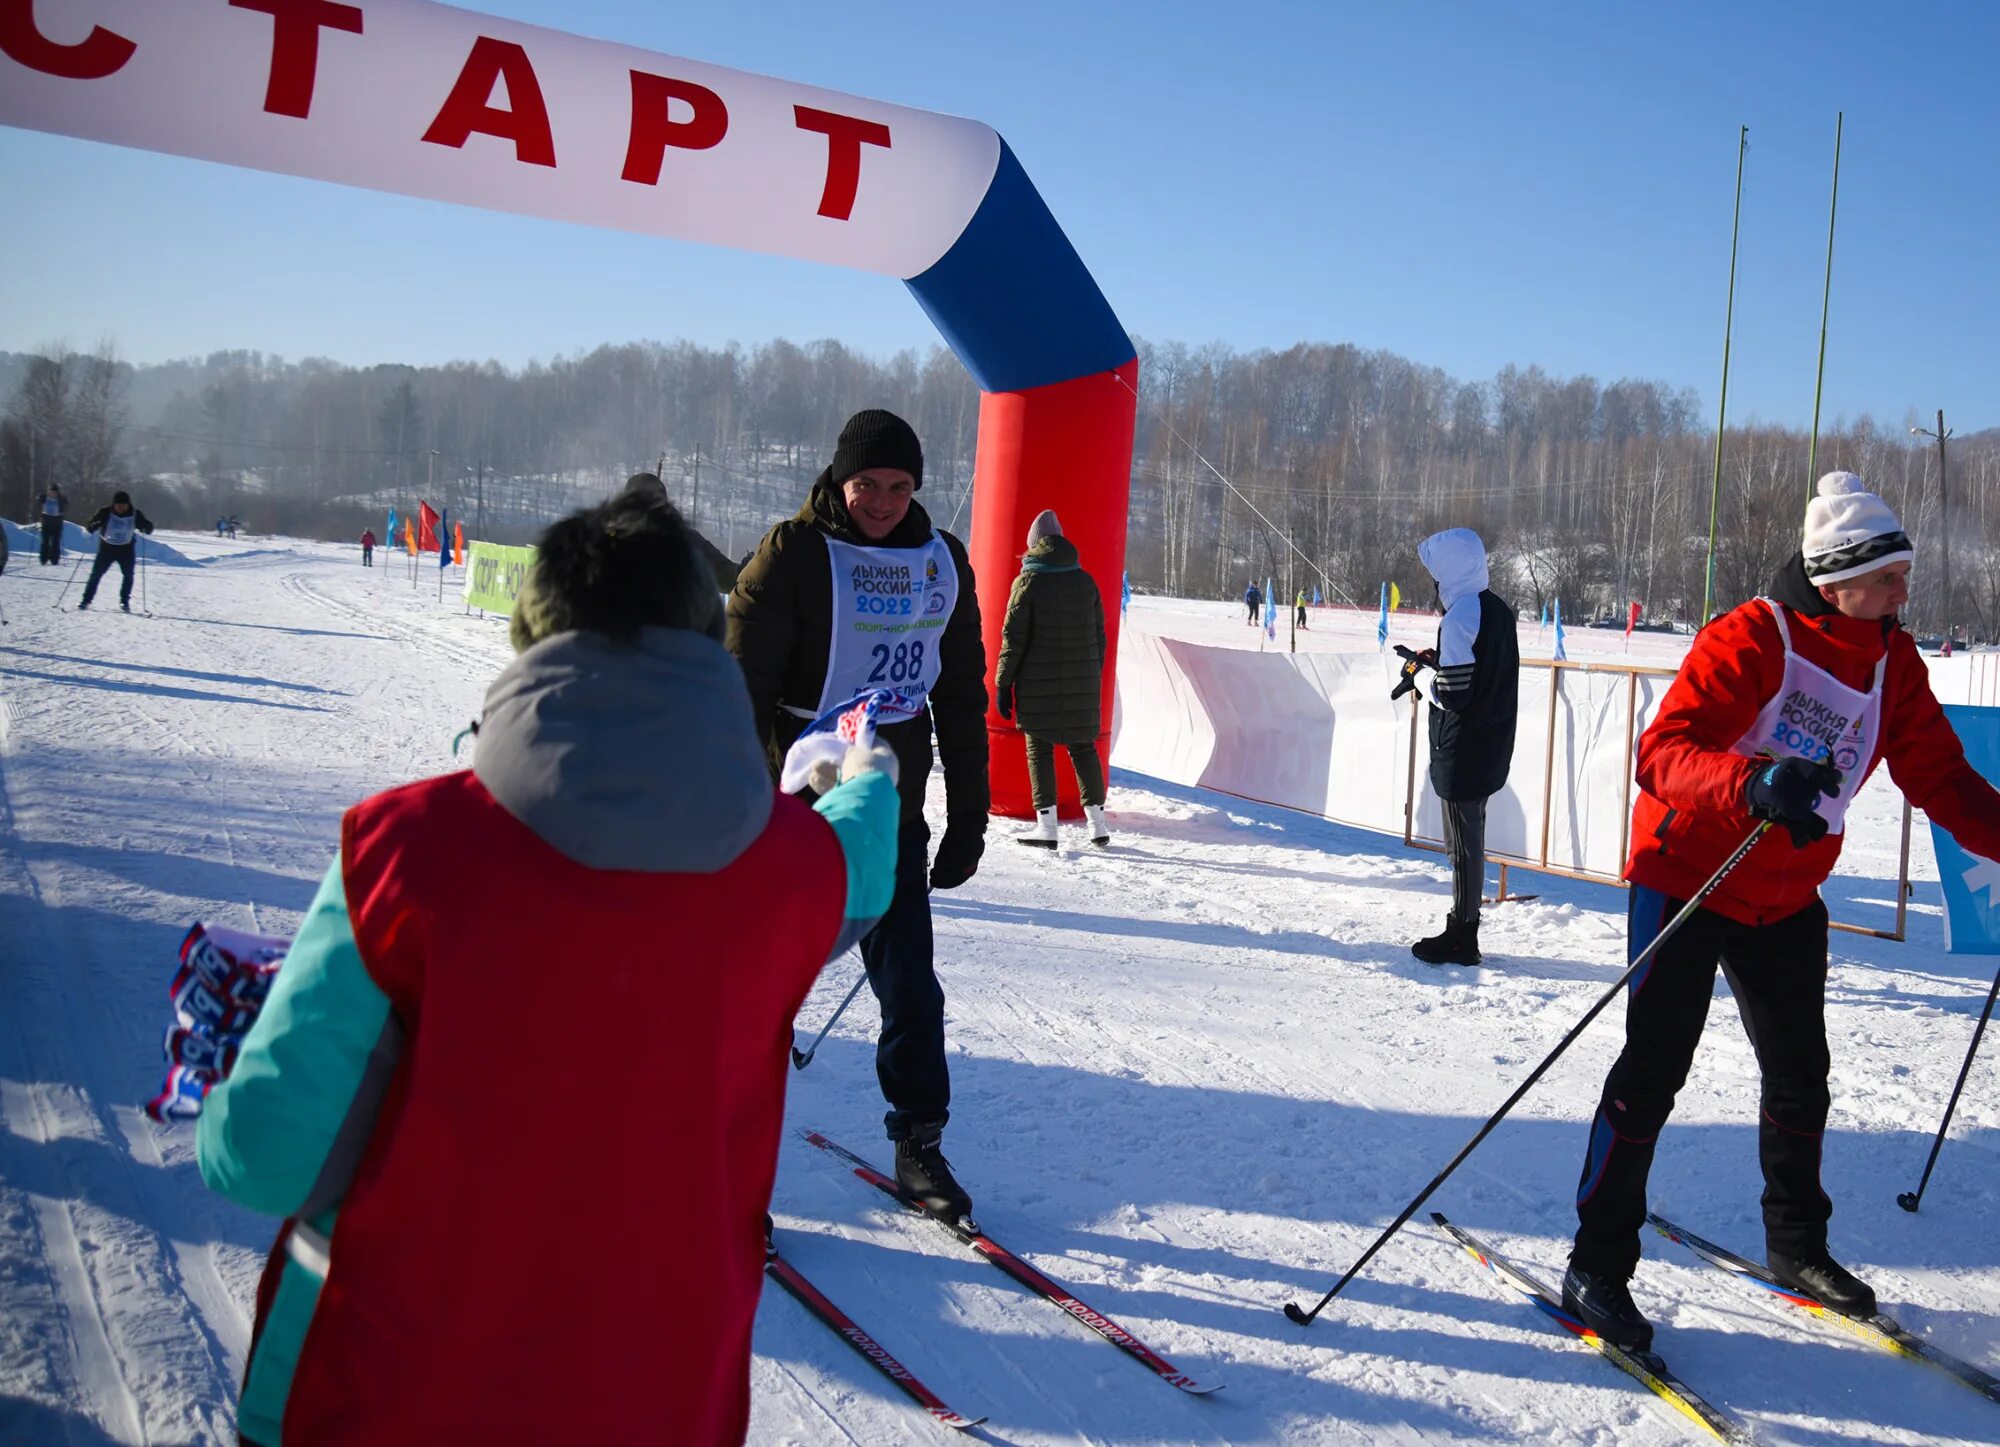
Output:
[3,340,1993,636]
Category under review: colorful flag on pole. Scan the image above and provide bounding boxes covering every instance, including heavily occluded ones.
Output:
[386,507,399,544]
[402,516,417,554]
[1120,570,1130,617]
[1376,582,1389,648]
[1312,584,1321,607]
[1554,598,1568,662]
[439,509,451,569]
[1625,601,1641,640]
[1263,577,1276,640]
[1390,582,1401,612]
[418,501,441,554]
[1540,601,1549,632]
[454,520,465,566]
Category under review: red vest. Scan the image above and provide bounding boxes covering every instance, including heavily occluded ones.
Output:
[285,771,842,1445]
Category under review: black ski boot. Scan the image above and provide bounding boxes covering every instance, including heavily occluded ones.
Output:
[1769,1247,1876,1317]
[895,1125,972,1223]
[1412,913,1481,966]
[1561,1264,1654,1353]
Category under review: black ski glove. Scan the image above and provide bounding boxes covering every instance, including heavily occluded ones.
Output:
[995,685,1014,721]
[1744,756,1843,847]
[1389,645,1437,701]
[929,820,985,891]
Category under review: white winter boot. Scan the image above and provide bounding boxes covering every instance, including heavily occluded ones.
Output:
[1083,804,1111,847]
[1016,807,1059,849]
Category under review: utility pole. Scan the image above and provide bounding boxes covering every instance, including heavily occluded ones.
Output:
[1913,411,1953,642]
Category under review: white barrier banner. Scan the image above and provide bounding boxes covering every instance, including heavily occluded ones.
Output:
[0,0,1000,278]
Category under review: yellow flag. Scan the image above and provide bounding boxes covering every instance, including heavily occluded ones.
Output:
[1390,582,1401,611]
[403,517,417,554]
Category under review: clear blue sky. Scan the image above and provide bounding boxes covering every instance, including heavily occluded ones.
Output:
[4,0,1994,429]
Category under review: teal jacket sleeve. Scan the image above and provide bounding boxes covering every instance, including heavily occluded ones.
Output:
[197,851,401,1219]
[811,769,901,957]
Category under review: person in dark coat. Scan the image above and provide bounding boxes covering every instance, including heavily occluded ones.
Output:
[996,510,1109,848]
[360,527,377,566]
[1244,581,1262,625]
[38,484,66,564]
[725,408,988,1222]
[78,490,155,611]
[1396,527,1518,965]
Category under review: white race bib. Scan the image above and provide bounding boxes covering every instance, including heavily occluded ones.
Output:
[1733,599,1884,834]
[103,514,137,546]
[817,537,958,724]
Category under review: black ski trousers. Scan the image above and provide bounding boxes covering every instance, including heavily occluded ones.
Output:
[40,516,63,563]
[1023,733,1106,812]
[1572,885,1832,1281]
[80,542,135,607]
[1440,796,1487,923]
[861,817,950,1141]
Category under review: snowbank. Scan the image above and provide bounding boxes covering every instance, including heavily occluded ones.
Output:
[1,516,201,567]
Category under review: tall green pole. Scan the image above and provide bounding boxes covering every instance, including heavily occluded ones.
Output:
[1806,111,1843,492]
[1702,126,1748,626]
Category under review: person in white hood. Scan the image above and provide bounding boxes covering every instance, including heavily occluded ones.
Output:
[1395,529,1519,964]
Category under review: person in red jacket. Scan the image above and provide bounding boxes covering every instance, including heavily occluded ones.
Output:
[1563,471,2000,1353]
[196,494,899,1446]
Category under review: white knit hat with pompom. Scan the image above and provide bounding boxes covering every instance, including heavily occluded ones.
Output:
[1802,471,1912,585]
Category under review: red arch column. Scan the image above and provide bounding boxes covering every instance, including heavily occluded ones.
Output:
[968,359,1139,821]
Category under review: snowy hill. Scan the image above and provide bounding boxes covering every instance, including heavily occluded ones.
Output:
[1,536,1997,1444]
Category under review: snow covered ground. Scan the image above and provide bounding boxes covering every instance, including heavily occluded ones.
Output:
[2,535,1998,1445]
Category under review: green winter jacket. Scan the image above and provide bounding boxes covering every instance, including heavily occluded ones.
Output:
[725,476,989,829]
[994,536,1107,746]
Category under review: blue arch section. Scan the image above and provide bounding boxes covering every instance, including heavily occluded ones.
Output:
[905,138,1135,395]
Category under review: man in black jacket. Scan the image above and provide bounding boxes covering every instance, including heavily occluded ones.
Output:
[1398,528,1518,965]
[726,409,988,1220]
[78,490,155,612]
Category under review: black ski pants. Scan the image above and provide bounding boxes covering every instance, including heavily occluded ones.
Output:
[40,515,63,563]
[861,817,950,1141]
[1440,796,1487,924]
[80,542,135,607]
[1023,733,1106,812]
[1572,886,1832,1281]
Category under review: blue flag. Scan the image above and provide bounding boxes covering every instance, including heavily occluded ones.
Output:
[387,507,398,543]
[439,509,451,568]
[1376,582,1389,648]
[1264,577,1277,639]
[1934,705,2000,952]
[1121,570,1130,617]
[1540,601,1549,630]
[1312,584,1321,607]
[1554,598,1568,662]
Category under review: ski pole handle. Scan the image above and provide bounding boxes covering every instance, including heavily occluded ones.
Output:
[1282,822,1770,1325]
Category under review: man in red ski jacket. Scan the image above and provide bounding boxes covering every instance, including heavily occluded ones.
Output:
[1563,472,2000,1353]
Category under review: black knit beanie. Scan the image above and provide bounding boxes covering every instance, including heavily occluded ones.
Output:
[112,490,131,505]
[829,409,923,491]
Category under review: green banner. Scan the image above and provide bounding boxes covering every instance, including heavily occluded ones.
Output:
[463,541,536,615]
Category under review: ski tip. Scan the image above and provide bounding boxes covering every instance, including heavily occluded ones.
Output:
[1429,1211,1452,1227]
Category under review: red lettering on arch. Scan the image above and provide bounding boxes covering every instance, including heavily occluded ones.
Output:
[229,0,364,120]
[621,71,728,185]
[421,36,555,168]
[0,0,137,79]
[794,105,891,221]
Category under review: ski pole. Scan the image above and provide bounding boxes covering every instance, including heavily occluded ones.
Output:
[139,536,149,615]
[1897,957,2000,1213]
[54,555,84,609]
[1283,821,1771,1326]
[791,952,868,1070]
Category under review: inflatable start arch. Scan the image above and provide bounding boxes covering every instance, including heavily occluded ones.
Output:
[1,0,1137,818]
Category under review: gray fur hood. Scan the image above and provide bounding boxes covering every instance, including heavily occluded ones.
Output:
[473,628,773,873]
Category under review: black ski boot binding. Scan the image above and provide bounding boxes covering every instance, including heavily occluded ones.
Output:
[1412,913,1481,967]
[1769,1247,1876,1317]
[1562,1263,1654,1353]
[896,1126,972,1223]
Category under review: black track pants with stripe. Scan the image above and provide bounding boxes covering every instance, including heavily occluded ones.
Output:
[1571,886,1832,1280]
